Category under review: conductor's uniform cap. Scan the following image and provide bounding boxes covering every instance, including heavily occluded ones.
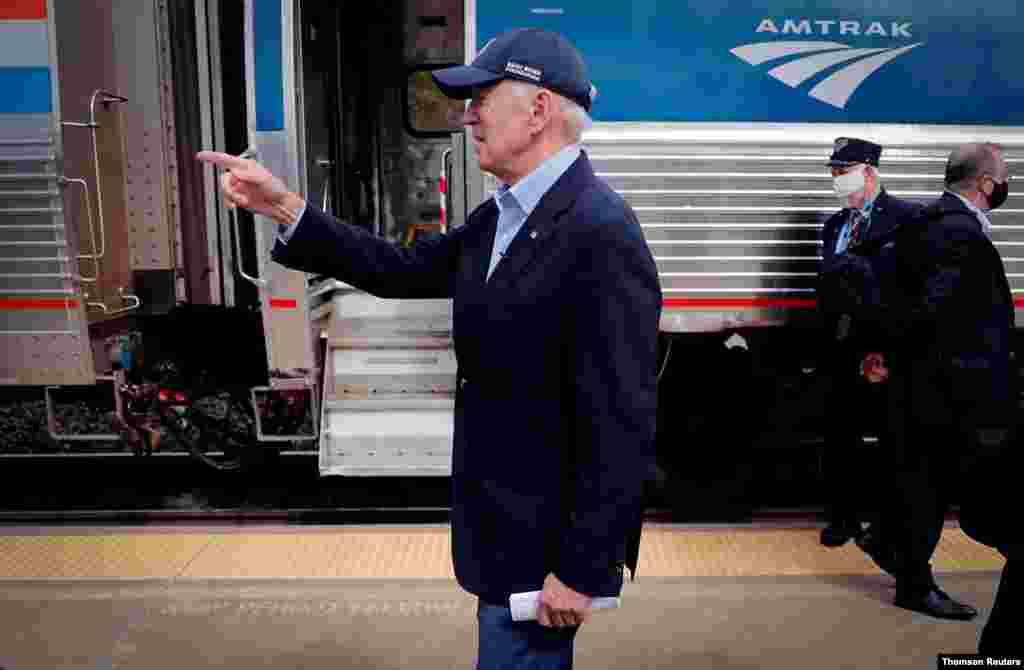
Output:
[827,137,883,168]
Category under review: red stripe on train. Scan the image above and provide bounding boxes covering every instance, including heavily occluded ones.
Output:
[0,298,79,310]
[0,0,46,20]
[663,297,817,309]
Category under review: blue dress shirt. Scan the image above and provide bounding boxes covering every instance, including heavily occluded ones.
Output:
[487,144,581,280]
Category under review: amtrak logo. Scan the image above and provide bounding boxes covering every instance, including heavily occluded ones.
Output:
[731,19,923,109]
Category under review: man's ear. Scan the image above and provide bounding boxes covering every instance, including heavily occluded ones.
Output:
[973,175,989,199]
[529,89,555,136]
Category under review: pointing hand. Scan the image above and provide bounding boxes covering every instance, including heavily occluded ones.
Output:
[196,151,305,225]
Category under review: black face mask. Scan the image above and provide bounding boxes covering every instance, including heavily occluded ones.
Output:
[986,178,1009,210]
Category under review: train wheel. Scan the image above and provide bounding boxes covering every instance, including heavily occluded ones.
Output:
[166,390,255,472]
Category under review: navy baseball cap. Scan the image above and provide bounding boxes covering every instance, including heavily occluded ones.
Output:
[827,137,882,168]
[431,28,596,112]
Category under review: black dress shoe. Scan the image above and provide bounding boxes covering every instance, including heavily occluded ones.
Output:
[820,521,862,547]
[855,528,899,576]
[893,588,979,620]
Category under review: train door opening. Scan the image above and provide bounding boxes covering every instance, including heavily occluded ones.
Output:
[298,1,386,236]
[297,0,464,244]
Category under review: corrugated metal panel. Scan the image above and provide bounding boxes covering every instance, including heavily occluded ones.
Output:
[0,121,74,299]
[584,123,1024,333]
[0,4,93,384]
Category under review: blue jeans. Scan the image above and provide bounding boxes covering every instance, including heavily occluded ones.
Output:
[477,600,578,670]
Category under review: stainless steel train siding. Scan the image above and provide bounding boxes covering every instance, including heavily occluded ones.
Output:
[0,2,94,386]
[584,123,1024,334]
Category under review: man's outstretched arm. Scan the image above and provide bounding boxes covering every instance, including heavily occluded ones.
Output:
[196,151,458,299]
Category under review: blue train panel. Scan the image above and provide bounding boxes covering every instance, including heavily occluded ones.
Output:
[253,0,284,131]
[0,67,51,114]
[475,0,1024,125]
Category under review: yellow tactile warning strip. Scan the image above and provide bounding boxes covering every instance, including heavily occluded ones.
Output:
[0,533,211,580]
[637,525,1004,577]
[183,527,456,580]
[0,524,1004,581]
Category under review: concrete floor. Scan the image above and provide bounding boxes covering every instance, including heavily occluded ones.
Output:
[0,572,1004,669]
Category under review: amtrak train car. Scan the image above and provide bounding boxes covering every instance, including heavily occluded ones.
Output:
[1,0,1022,511]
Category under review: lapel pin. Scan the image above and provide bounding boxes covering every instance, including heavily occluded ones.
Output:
[529,231,538,239]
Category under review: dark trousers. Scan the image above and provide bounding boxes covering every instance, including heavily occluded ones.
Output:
[822,346,887,526]
[887,425,954,593]
[888,366,1021,616]
[882,372,956,593]
[477,600,578,670]
[958,424,1021,655]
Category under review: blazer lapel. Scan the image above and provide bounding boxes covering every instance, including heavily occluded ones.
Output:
[486,152,595,285]
[465,200,499,286]
[867,190,895,240]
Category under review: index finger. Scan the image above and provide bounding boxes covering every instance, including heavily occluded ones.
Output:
[196,151,250,171]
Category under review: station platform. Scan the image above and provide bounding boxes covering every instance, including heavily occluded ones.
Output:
[0,522,1008,669]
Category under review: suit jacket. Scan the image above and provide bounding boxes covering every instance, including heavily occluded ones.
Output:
[885,191,1015,429]
[820,190,918,271]
[817,190,924,354]
[272,152,662,605]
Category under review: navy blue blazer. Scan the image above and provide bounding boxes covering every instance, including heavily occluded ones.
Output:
[272,152,662,604]
[820,189,922,271]
[885,191,1015,428]
[817,190,924,350]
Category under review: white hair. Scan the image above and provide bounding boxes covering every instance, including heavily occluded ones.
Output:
[560,97,592,142]
[506,80,592,143]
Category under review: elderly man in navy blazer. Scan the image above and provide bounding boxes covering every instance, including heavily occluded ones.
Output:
[199,28,661,670]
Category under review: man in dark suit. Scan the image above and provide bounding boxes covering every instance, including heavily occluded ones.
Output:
[199,28,661,670]
[816,138,922,550]
[882,142,1015,623]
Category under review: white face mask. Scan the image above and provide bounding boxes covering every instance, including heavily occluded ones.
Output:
[833,164,867,202]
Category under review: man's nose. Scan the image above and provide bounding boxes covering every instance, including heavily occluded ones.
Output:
[462,100,480,125]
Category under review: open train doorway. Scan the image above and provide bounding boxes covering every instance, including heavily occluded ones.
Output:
[299,2,377,235]
[297,0,464,243]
